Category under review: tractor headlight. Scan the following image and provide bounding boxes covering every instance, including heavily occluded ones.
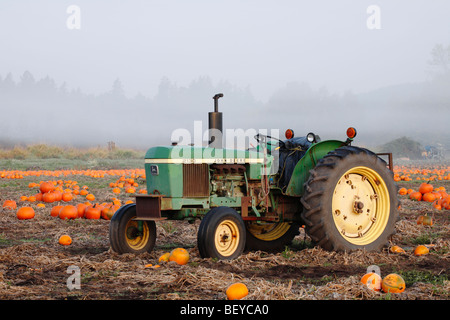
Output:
[306,132,316,143]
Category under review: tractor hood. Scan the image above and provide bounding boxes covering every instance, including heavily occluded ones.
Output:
[143,146,272,198]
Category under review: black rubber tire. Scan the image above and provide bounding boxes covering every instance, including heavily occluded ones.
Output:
[197,206,246,260]
[245,222,300,252]
[109,204,156,254]
[300,146,399,252]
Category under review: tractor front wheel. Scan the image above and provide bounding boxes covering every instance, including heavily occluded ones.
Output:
[197,207,246,260]
[301,146,398,251]
[109,204,157,254]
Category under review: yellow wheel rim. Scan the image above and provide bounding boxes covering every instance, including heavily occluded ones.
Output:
[332,166,390,246]
[246,222,291,241]
[125,218,150,251]
[215,219,240,257]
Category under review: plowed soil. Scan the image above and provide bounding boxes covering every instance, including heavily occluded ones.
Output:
[0,172,449,301]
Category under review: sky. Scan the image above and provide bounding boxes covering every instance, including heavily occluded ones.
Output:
[1,0,449,101]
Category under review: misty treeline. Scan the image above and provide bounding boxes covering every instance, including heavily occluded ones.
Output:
[1,44,449,151]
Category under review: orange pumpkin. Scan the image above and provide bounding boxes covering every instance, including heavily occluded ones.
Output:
[381,273,405,293]
[438,191,448,200]
[3,200,17,210]
[112,187,121,194]
[59,235,72,246]
[169,248,190,265]
[416,215,433,226]
[101,204,118,220]
[42,192,56,203]
[432,199,442,210]
[53,190,63,201]
[390,245,405,253]
[418,182,433,194]
[158,252,171,263]
[34,193,43,201]
[360,272,382,291]
[51,205,63,217]
[398,187,407,195]
[17,207,35,220]
[84,205,101,219]
[62,192,73,202]
[86,194,95,201]
[422,192,436,203]
[59,205,78,220]
[442,197,450,210]
[414,245,429,256]
[76,203,87,218]
[39,181,55,194]
[125,187,136,194]
[409,191,422,201]
[226,283,249,300]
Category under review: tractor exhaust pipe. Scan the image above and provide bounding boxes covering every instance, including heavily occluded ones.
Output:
[209,93,223,148]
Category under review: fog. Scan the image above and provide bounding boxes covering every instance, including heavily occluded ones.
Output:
[0,1,449,151]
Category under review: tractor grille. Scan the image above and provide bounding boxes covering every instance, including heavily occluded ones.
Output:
[183,164,209,197]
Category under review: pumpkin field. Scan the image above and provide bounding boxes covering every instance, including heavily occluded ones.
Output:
[0,159,449,301]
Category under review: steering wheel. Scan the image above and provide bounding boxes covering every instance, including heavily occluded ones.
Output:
[254,134,285,148]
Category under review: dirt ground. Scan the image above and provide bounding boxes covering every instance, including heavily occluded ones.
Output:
[0,174,449,301]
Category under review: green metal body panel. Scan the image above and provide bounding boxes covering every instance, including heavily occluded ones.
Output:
[284,140,347,196]
[145,163,183,197]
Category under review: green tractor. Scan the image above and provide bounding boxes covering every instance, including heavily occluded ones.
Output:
[109,94,398,259]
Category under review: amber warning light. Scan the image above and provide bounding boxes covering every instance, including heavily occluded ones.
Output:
[346,127,357,139]
[285,129,294,140]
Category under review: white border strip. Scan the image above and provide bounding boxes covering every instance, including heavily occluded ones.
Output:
[145,158,264,164]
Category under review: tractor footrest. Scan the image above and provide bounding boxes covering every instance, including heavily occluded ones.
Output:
[133,217,167,221]
[242,216,279,222]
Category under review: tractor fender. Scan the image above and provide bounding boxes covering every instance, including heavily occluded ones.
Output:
[284,140,346,196]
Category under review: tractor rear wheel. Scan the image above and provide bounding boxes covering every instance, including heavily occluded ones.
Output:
[301,146,398,251]
[197,206,246,260]
[245,221,300,252]
[109,204,156,254]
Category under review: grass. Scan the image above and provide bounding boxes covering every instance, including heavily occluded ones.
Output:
[0,158,144,170]
[0,233,13,246]
[411,232,443,245]
[396,270,449,286]
[0,143,145,170]
[281,246,293,259]
[160,221,178,234]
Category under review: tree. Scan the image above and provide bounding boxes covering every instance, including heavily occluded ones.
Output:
[0,73,16,93]
[18,71,36,91]
[111,78,125,97]
[377,137,424,160]
[429,43,450,74]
